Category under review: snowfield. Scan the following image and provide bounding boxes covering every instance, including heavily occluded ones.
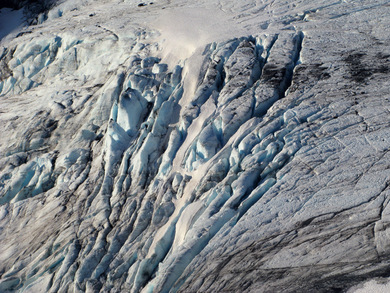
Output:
[1,0,390,292]
[0,8,25,42]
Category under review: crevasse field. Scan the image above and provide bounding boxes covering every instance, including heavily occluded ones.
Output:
[1,0,390,292]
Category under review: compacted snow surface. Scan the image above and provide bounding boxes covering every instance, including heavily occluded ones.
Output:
[1,0,390,292]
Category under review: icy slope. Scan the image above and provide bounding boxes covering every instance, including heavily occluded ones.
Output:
[1,0,390,292]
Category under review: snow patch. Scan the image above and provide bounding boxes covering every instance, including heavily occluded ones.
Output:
[0,8,25,41]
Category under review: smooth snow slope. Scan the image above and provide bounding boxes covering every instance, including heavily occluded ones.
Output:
[0,8,25,41]
[0,0,390,292]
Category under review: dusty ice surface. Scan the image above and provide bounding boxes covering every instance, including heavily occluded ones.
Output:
[0,0,390,292]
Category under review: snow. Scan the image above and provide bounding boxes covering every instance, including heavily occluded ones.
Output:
[0,8,25,41]
[150,4,250,69]
[348,279,390,293]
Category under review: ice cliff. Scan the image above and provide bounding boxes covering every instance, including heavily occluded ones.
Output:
[1,0,390,292]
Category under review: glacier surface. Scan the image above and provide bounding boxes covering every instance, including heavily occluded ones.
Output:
[1,0,390,292]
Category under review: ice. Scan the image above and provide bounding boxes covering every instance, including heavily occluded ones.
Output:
[1,0,390,292]
[116,89,148,136]
[0,155,55,204]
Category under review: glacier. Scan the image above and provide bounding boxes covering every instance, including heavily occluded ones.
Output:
[1,0,390,292]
